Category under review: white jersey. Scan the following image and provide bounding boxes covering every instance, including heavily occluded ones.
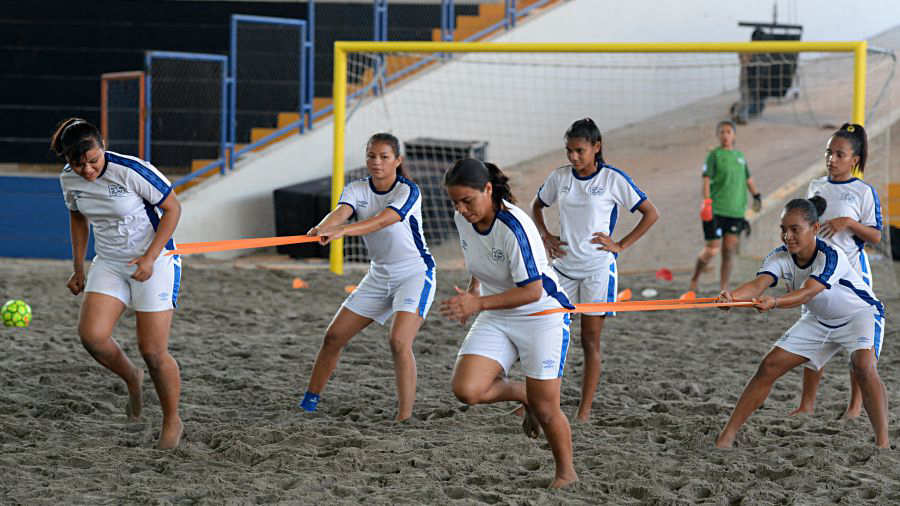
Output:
[758,239,883,325]
[807,176,882,258]
[338,175,434,277]
[536,164,647,276]
[60,151,175,263]
[455,201,573,317]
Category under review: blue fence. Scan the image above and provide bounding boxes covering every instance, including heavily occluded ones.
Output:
[165,0,552,191]
[0,175,95,259]
[145,51,229,181]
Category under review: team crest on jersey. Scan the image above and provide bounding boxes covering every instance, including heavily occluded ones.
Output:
[840,192,858,204]
[590,185,606,195]
[490,248,506,263]
[560,185,570,194]
[108,183,128,197]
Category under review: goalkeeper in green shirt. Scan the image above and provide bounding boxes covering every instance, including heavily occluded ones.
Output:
[685,120,761,296]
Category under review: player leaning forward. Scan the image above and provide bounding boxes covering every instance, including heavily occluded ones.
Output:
[53,118,184,449]
[441,158,577,488]
[715,197,887,449]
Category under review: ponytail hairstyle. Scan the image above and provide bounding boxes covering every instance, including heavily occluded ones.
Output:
[444,158,516,211]
[565,117,604,166]
[831,123,867,174]
[50,118,103,164]
[366,132,410,180]
[785,195,827,225]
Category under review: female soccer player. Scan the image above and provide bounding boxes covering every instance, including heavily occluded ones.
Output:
[531,118,658,422]
[441,158,577,488]
[686,120,761,296]
[793,123,884,419]
[53,118,183,449]
[299,133,435,422]
[715,197,888,449]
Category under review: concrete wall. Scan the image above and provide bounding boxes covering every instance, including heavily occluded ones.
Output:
[177,0,900,257]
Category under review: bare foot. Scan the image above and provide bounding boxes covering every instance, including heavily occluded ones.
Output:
[715,431,735,449]
[840,408,862,420]
[157,417,183,449]
[549,472,578,489]
[125,368,144,422]
[522,405,542,439]
[511,404,525,417]
[574,405,591,423]
[789,405,814,416]
[395,413,412,423]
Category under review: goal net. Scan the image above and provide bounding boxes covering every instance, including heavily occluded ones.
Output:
[331,42,897,296]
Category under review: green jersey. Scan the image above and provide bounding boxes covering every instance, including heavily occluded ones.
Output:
[702,147,750,218]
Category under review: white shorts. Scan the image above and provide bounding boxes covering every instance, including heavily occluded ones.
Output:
[341,267,435,325]
[86,254,181,312]
[775,311,885,371]
[457,311,572,380]
[553,262,617,316]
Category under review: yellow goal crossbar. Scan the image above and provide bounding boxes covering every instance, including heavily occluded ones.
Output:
[330,41,867,274]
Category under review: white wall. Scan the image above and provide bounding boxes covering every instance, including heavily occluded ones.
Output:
[177,0,900,257]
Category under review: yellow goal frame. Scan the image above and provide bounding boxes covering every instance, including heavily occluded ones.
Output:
[330,41,868,274]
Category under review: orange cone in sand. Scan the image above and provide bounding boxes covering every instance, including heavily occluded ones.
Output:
[617,288,632,302]
[344,284,358,294]
[292,278,308,289]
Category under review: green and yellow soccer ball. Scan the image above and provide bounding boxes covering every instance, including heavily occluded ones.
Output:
[2,300,31,327]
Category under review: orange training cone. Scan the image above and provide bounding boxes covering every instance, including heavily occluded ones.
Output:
[292,278,308,289]
[344,284,358,294]
[679,291,696,300]
[617,288,632,302]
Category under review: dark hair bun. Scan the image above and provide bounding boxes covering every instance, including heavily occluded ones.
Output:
[808,195,827,217]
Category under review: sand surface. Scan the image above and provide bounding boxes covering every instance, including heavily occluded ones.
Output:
[4,24,900,506]
[2,258,900,504]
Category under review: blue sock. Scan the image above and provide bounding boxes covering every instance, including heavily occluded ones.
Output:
[299,391,320,412]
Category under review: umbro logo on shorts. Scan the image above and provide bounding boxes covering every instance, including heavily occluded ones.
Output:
[542,359,556,369]
[157,292,169,301]
[403,297,415,306]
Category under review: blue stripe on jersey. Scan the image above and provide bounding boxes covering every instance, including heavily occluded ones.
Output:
[143,200,175,251]
[557,313,571,378]
[838,278,885,317]
[391,176,419,219]
[603,164,648,212]
[861,179,883,230]
[107,152,171,198]
[408,215,435,270]
[172,259,181,308]
[816,239,838,284]
[542,274,575,310]
[535,185,550,208]
[497,210,540,282]
[609,204,619,236]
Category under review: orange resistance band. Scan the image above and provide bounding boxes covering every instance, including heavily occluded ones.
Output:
[165,235,322,256]
[530,298,755,316]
